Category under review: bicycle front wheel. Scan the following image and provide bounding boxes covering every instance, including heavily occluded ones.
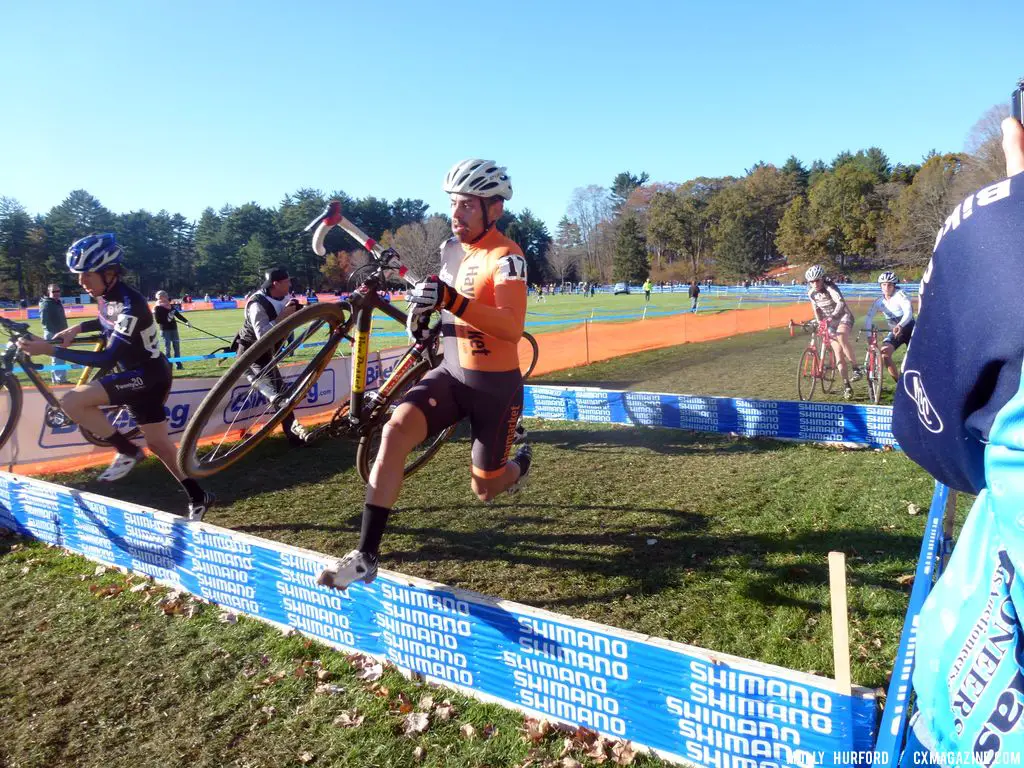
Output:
[177,302,350,478]
[797,348,818,401]
[867,348,884,404]
[0,372,24,453]
[519,331,539,380]
[356,362,455,483]
[820,345,838,394]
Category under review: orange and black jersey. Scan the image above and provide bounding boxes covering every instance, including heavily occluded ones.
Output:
[436,228,528,379]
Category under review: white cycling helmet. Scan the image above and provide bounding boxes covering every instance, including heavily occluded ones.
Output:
[805,265,825,281]
[878,271,898,284]
[443,159,513,201]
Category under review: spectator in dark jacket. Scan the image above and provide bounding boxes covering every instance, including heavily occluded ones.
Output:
[154,291,187,370]
[40,284,68,383]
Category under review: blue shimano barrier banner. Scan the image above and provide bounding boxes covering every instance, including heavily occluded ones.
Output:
[211,300,239,310]
[0,472,879,767]
[523,386,897,449]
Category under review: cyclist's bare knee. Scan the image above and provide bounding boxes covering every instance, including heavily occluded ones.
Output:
[379,403,428,453]
[60,387,98,417]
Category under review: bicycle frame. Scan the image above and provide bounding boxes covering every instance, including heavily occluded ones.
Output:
[0,322,105,409]
[342,283,434,429]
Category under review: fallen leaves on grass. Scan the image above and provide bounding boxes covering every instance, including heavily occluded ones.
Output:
[219,610,238,624]
[897,574,915,586]
[413,746,426,762]
[349,653,383,682]
[433,701,457,721]
[332,710,364,728]
[394,692,413,714]
[314,683,345,696]
[459,723,477,740]
[89,583,124,599]
[255,671,287,689]
[524,718,551,743]
[401,712,430,736]
[298,751,314,764]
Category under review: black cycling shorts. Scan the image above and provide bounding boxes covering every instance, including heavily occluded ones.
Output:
[98,360,172,426]
[401,365,522,478]
[883,319,915,350]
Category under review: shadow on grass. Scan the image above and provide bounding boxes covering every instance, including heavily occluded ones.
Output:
[534,426,789,456]
[60,431,363,510]
[374,500,920,617]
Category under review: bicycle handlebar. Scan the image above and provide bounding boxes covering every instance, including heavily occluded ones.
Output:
[0,316,32,336]
[305,201,422,286]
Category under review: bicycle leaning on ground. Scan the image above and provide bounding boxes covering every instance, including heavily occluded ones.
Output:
[796,319,839,401]
[0,317,141,451]
[177,201,539,481]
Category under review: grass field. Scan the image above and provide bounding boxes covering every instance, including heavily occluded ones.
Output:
[0,314,938,768]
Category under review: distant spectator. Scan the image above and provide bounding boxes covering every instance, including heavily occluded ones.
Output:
[643,278,653,302]
[688,280,700,314]
[154,291,187,370]
[39,283,69,384]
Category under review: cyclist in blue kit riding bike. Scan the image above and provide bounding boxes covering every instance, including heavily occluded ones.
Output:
[863,271,914,385]
[16,233,214,520]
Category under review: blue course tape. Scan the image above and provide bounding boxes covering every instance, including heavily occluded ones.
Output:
[523,385,898,449]
[0,472,880,766]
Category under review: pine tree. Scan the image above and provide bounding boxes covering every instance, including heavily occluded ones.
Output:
[612,215,649,282]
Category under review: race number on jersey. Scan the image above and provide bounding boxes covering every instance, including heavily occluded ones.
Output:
[113,313,138,338]
[497,254,527,282]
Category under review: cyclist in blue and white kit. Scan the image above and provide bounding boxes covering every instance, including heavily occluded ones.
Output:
[17,234,214,520]
[863,271,914,384]
[891,115,1024,764]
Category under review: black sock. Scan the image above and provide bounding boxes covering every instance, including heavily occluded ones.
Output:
[179,478,206,504]
[107,431,141,457]
[358,503,391,556]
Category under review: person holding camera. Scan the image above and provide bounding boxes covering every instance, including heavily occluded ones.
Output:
[39,283,69,384]
[232,267,310,449]
[154,290,187,370]
[892,104,1024,761]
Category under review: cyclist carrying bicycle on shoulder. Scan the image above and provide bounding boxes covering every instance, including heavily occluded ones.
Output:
[16,234,215,520]
[805,264,862,399]
[319,159,532,591]
[864,271,915,384]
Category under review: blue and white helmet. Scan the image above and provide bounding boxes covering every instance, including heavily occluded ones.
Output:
[878,271,898,284]
[66,233,123,273]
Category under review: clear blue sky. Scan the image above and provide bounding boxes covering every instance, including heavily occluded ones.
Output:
[1,0,1019,232]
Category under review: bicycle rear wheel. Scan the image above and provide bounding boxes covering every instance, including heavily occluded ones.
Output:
[79,363,144,447]
[177,302,350,478]
[797,348,818,401]
[0,372,24,453]
[867,348,884,404]
[356,361,455,483]
[519,331,539,380]
[820,345,838,394]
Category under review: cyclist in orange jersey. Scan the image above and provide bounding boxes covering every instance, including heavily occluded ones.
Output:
[319,159,531,591]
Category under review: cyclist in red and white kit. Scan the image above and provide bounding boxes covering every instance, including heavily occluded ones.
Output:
[805,265,862,399]
[319,159,531,591]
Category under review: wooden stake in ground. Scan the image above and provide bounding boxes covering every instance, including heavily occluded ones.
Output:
[828,550,852,695]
